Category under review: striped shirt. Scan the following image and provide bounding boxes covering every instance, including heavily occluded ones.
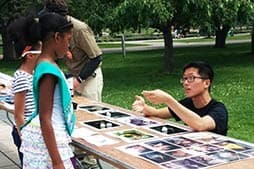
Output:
[11,70,35,121]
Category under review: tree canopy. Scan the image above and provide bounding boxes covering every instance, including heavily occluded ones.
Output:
[0,0,42,60]
[1,0,254,69]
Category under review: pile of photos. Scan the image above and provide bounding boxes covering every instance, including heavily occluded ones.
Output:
[117,132,254,169]
[77,104,254,169]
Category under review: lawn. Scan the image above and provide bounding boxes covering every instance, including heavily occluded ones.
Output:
[101,43,254,143]
[0,42,253,143]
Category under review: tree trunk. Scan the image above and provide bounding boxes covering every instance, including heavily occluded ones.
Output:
[251,25,254,53]
[1,26,16,61]
[162,26,174,73]
[215,26,230,48]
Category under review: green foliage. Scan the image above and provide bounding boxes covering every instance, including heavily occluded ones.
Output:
[236,0,254,26]
[202,0,254,34]
[0,0,42,25]
[209,0,239,28]
[110,0,209,32]
[68,0,121,35]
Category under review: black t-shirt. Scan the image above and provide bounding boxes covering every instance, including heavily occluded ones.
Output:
[169,98,228,135]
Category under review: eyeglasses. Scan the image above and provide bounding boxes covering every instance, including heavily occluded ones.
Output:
[180,75,207,84]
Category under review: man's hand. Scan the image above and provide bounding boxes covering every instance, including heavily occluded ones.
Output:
[142,89,171,104]
[73,77,81,90]
[65,51,72,60]
[132,95,145,113]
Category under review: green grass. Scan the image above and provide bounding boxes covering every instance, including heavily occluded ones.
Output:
[227,33,251,40]
[101,43,254,143]
[174,33,251,43]
[1,43,253,143]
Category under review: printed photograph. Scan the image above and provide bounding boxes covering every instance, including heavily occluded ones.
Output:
[244,149,254,156]
[78,104,110,113]
[187,144,223,154]
[190,155,224,166]
[140,151,175,163]
[108,129,154,142]
[149,124,188,135]
[118,116,159,127]
[117,144,153,156]
[181,132,225,144]
[207,150,249,163]
[98,111,131,119]
[144,140,180,152]
[160,162,182,169]
[83,119,120,130]
[165,149,192,159]
[163,136,203,148]
[172,158,206,169]
[214,140,254,152]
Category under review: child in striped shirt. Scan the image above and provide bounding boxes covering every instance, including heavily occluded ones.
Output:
[8,18,42,166]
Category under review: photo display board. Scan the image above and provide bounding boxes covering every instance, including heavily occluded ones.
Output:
[117,132,254,169]
[74,103,254,168]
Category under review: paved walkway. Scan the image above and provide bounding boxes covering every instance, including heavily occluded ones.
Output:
[0,110,21,169]
[101,38,250,53]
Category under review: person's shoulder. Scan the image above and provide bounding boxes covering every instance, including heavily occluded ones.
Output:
[180,97,192,104]
[14,69,24,76]
[209,99,227,110]
[68,15,89,31]
[13,70,21,78]
[13,70,30,79]
[36,61,55,69]
[35,61,60,76]
[210,99,225,106]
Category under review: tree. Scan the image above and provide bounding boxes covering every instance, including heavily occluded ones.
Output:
[228,0,254,52]
[109,0,208,73]
[0,0,42,60]
[237,0,254,53]
[207,0,244,48]
[68,0,121,35]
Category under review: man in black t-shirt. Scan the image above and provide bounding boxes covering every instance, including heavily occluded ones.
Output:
[132,61,228,135]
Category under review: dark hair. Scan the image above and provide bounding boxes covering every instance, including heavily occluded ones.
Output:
[30,12,73,43]
[8,12,72,58]
[7,16,41,58]
[40,0,69,16]
[183,61,214,91]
